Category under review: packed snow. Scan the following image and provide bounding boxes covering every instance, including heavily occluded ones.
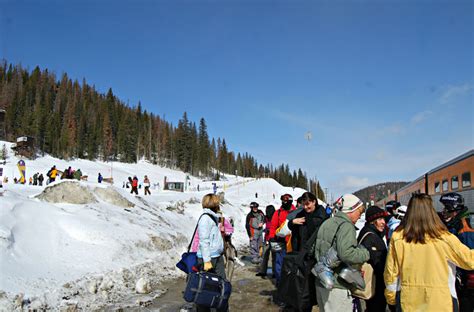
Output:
[0,141,316,310]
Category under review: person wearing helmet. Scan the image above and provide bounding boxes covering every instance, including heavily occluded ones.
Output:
[384,201,400,221]
[440,192,474,312]
[246,202,265,264]
[387,205,407,242]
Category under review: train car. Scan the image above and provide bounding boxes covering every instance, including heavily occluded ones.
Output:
[376,149,473,213]
[395,175,426,206]
[427,149,473,212]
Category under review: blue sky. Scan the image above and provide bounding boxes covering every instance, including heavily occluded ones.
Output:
[1,0,472,199]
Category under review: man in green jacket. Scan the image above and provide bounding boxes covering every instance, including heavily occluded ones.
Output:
[314,194,370,312]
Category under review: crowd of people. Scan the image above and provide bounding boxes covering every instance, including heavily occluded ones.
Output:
[123,175,154,195]
[2,165,86,186]
[190,191,473,312]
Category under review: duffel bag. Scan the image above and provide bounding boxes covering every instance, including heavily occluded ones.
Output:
[278,252,317,311]
[183,271,232,310]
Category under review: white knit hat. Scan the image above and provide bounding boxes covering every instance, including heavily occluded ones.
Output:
[335,194,364,213]
[396,205,407,217]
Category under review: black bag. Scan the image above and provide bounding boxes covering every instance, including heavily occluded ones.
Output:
[183,271,232,309]
[278,225,320,311]
[278,253,317,311]
[176,213,218,274]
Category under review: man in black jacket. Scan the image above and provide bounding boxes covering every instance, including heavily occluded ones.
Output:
[284,191,328,312]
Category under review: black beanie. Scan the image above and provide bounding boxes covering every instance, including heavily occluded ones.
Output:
[366,206,388,223]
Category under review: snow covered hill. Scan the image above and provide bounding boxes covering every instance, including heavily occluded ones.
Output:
[0,141,307,310]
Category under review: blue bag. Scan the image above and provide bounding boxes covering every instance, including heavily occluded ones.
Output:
[176,213,218,274]
[183,271,232,309]
[176,252,198,274]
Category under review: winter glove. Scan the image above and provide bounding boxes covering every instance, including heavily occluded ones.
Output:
[203,261,213,271]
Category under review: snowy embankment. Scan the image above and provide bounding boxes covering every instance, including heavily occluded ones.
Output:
[0,141,307,310]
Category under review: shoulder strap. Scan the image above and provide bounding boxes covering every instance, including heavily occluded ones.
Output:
[330,221,346,247]
[358,231,374,245]
[459,218,474,234]
[203,213,218,226]
[302,220,322,252]
[186,213,219,252]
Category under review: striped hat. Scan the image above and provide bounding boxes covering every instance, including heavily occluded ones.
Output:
[335,194,364,213]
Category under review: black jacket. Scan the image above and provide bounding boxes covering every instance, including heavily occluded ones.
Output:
[288,205,328,253]
[357,223,388,310]
[357,223,387,275]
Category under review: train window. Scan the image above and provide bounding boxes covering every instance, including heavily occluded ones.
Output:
[451,176,459,190]
[462,172,471,188]
[435,181,440,193]
[442,179,448,192]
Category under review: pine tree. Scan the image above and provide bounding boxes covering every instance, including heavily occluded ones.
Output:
[197,118,210,177]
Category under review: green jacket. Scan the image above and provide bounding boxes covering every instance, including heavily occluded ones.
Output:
[313,211,370,289]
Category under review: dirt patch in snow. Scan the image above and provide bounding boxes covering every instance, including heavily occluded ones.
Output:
[36,181,97,204]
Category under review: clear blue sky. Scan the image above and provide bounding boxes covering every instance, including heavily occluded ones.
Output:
[1,0,473,199]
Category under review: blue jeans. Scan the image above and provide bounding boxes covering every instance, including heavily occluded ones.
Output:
[274,249,286,284]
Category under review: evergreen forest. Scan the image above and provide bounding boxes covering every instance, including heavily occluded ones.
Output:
[0,61,325,201]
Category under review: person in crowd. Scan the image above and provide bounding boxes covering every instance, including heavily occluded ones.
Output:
[38,173,44,186]
[33,172,38,185]
[257,205,277,278]
[269,194,296,285]
[384,201,400,221]
[357,205,389,312]
[195,193,227,312]
[131,176,138,195]
[387,205,407,242]
[384,193,474,312]
[98,172,103,183]
[73,168,82,180]
[47,165,57,183]
[29,176,33,185]
[290,192,328,253]
[286,191,328,312]
[314,194,370,312]
[325,204,335,218]
[246,202,265,264]
[439,192,474,312]
[295,195,304,208]
[67,166,73,179]
[143,175,151,195]
[217,210,236,281]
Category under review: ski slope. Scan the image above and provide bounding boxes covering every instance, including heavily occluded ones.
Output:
[0,141,310,310]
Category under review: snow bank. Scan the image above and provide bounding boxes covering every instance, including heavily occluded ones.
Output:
[36,181,97,204]
[0,140,307,310]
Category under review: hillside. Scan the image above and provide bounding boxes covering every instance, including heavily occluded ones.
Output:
[0,140,311,310]
[353,181,409,204]
[0,62,319,192]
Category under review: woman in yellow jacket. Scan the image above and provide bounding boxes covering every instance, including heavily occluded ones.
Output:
[384,194,473,312]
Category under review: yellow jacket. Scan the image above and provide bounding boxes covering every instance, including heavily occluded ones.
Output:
[384,230,474,311]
